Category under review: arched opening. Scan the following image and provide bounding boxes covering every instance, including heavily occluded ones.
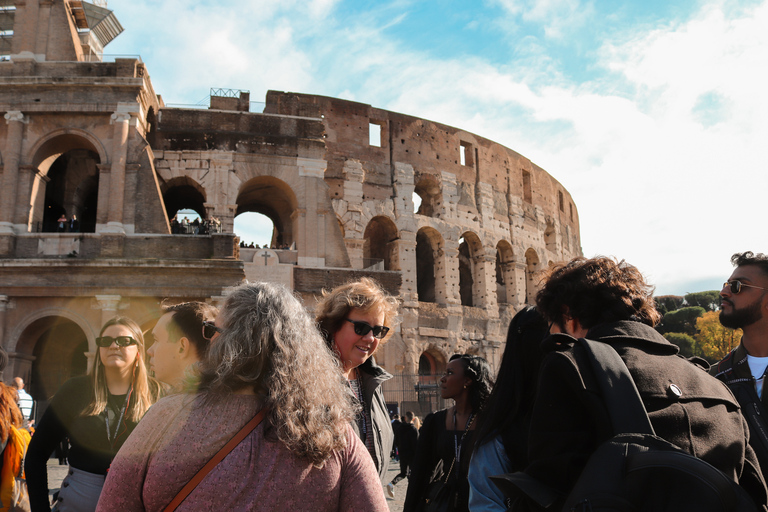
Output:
[160,177,211,234]
[234,212,275,248]
[236,176,298,249]
[416,227,445,304]
[418,352,435,375]
[38,150,100,233]
[17,317,88,408]
[525,248,540,305]
[29,132,104,234]
[363,216,399,271]
[458,238,473,307]
[496,240,515,305]
[458,232,484,307]
[414,176,441,217]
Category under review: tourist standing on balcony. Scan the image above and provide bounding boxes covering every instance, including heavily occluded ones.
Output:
[403,354,493,512]
[315,277,399,482]
[25,317,162,512]
[97,282,387,511]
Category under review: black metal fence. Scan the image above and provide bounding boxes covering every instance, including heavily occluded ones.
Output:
[381,373,448,418]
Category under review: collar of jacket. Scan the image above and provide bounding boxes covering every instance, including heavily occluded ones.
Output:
[541,320,679,355]
[357,356,393,385]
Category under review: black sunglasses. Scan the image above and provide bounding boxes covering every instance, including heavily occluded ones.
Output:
[724,280,768,295]
[202,320,223,341]
[345,318,390,339]
[95,336,138,348]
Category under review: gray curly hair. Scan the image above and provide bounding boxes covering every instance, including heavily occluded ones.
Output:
[198,282,355,465]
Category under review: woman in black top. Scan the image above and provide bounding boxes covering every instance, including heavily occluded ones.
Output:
[403,354,493,512]
[25,316,162,512]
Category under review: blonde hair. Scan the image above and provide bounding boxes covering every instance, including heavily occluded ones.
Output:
[84,316,161,422]
[315,277,400,352]
[198,282,356,465]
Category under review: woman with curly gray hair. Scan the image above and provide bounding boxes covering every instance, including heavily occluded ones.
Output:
[96,282,388,511]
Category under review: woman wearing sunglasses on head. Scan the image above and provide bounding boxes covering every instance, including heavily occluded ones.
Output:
[315,277,399,482]
[25,317,162,512]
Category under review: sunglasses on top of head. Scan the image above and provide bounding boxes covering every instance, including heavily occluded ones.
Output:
[95,336,138,348]
[724,280,768,295]
[345,318,390,339]
[202,320,223,341]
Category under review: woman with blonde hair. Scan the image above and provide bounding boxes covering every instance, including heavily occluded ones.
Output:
[315,277,399,482]
[26,316,162,512]
[97,282,388,511]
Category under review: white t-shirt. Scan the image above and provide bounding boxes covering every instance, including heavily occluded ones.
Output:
[747,355,768,398]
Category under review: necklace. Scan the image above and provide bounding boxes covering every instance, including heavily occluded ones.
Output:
[105,385,132,448]
[452,406,476,464]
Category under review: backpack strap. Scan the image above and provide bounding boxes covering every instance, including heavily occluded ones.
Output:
[577,338,655,436]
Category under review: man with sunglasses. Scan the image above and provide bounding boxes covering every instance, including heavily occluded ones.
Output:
[148,301,218,389]
[712,251,768,477]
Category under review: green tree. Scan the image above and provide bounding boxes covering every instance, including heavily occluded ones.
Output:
[695,310,741,362]
[654,295,685,315]
[657,306,705,335]
[684,291,721,312]
[664,332,699,358]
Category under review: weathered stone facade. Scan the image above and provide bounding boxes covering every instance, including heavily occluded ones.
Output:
[0,0,581,408]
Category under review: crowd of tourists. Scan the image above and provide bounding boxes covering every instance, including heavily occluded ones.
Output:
[170,216,222,235]
[5,251,768,511]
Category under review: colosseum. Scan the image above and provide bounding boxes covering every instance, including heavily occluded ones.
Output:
[0,0,581,416]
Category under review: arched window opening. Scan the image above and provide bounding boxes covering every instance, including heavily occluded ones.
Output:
[236,177,298,250]
[496,241,515,305]
[363,216,399,271]
[458,237,473,307]
[416,229,436,303]
[414,178,441,217]
[234,212,276,248]
[40,149,100,233]
[525,248,540,305]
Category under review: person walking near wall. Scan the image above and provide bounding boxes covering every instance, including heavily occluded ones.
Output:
[387,411,419,499]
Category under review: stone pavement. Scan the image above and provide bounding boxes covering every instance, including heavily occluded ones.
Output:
[46,459,408,510]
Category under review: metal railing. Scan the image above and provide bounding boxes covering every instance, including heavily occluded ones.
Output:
[381,373,447,417]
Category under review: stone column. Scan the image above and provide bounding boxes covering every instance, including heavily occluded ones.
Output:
[0,112,25,234]
[102,112,131,233]
[442,239,461,306]
[476,250,498,312]
[0,296,9,351]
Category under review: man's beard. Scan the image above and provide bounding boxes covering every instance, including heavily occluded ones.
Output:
[720,299,763,329]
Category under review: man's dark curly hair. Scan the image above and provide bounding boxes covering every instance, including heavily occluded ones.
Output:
[536,256,661,330]
[731,252,768,277]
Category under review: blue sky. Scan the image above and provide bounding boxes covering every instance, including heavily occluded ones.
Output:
[105,0,768,296]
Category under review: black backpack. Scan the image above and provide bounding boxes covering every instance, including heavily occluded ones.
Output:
[492,338,760,512]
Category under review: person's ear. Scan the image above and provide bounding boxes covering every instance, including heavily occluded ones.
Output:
[178,337,189,355]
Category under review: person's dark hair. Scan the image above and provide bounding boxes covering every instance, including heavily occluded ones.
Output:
[536,256,660,330]
[473,307,549,450]
[162,301,218,359]
[732,252,768,277]
[448,354,493,414]
[405,411,414,422]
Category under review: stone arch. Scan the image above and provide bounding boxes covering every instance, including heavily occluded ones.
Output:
[525,248,541,305]
[236,176,298,248]
[29,129,108,173]
[416,227,445,304]
[458,231,483,307]
[363,215,399,271]
[161,176,207,221]
[496,240,515,305]
[10,309,93,402]
[27,130,106,233]
[414,174,442,217]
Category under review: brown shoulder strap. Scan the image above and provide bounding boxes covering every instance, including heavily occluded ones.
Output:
[163,408,268,512]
